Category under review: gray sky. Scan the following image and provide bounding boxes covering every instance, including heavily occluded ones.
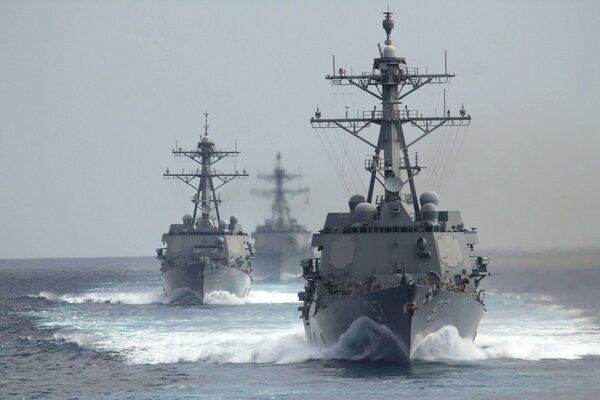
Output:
[1,0,599,258]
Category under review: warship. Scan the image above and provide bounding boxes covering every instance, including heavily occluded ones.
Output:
[298,11,490,362]
[251,153,312,281]
[157,114,253,302]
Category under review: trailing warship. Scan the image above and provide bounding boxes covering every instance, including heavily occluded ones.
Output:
[157,114,253,302]
[298,12,490,362]
[251,153,312,281]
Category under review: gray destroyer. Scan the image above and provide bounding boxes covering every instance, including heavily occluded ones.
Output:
[251,153,312,281]
[157,114,253,302]
[298,12,490,362]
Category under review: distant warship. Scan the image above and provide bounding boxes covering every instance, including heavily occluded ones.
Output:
[157,114,253,302]
[298,12,490,362]
[251,153,312,281]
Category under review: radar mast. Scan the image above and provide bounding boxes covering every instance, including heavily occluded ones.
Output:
[252,153,308,230]
[311,11,471,213]
[164,113,248,226]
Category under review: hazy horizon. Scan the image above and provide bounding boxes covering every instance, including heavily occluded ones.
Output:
[2,0,599,258]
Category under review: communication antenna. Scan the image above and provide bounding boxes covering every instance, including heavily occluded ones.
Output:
[445,50,448,74]
[203,111,209,136]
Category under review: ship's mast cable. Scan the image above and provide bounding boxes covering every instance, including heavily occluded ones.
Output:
[314,126,351,196]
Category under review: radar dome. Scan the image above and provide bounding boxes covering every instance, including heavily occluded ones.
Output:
[182,215,193,226]
[383,44,397,58]
[348,194,367,212]
[355,202,376,222]
[421,202,439,222]
[419,191,440,207]
[230,216,238,225]
[202,135,211,143]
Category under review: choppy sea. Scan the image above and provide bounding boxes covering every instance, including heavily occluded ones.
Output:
[1,257,599,399]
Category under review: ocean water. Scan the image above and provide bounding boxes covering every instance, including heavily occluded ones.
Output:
[1,257,599,399]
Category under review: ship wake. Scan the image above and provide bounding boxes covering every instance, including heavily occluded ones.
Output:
[36,290,165,305]
[32,291,600,365]
[412,324,600,362]
[205,290,300,305]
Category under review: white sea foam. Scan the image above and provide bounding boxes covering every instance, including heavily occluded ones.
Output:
[413,324,600,361]
[117,326,321,365]
[246,290,299,304]
[53,330,97,347]
[55,313,600,365]
[413,291,600,362]
[37,290,600,365]
[204,290,299,305]
[38,288,298,306]
[204,290,245,305]
[38,290,165,305]
[413,326,486,361]
[107,318,600,365]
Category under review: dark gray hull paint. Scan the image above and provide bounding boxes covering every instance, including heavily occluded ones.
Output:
[161,263,251,304]
[304,285,484,362]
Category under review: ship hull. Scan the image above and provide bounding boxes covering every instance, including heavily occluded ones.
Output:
[253,250,307,281]
[303,285,484,362]
[161,262,251,304]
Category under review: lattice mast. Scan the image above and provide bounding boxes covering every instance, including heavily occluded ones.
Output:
[164,113,248,225]
[311,11,471,213]
[252,153,308,230]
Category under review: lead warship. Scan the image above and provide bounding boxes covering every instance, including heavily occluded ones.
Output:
[157,114,253,302]
[298,12,490,362]
[251,153,312,281]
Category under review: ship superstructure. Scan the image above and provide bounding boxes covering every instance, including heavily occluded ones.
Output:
[251,153,312,280]
[157,114,253,302]
[298,12,490,362]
